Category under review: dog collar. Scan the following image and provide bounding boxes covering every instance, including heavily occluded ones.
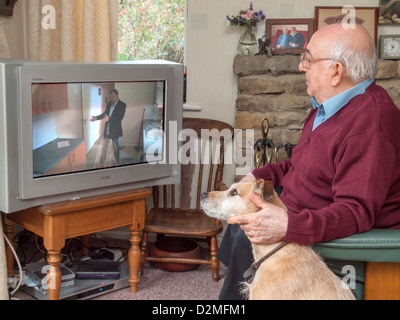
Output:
[243,241,289,284]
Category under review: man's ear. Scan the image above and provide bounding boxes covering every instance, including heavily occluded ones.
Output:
[253,179,274,202]
[331,62,346,87]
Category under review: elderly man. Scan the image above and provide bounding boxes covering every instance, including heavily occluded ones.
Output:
[289,26,305,48]
[217,23,400,300]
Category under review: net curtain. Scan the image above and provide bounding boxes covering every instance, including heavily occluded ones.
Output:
[25,0,118,62]
[0,18,10,58]
[0,218,8,300]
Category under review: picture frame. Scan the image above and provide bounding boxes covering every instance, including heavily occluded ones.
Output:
[315,6,378,44]
[379,34,400,59]
[379,0,400,24]
[0,0,17,16]
[265,19,314,55]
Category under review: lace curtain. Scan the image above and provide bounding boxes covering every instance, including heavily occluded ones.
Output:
[0,19,10,58]
[0,218,8,300]
[25,0,118,62]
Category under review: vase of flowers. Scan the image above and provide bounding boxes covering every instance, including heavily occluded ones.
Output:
[227,2,266,55]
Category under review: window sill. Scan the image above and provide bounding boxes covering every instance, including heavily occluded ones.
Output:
[183,103,202,111]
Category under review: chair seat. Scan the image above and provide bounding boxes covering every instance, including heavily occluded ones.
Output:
[313,229,400,263]
[145,208,223,237]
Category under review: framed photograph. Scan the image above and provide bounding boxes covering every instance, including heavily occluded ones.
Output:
[315,6,378,44]
[380,34,400,59]
[265,19,314,55]
[0,0,17,16]
[379,0,400,24]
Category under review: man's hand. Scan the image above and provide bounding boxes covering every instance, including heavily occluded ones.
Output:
[228,192,288,244]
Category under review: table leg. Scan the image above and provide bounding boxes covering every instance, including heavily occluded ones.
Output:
[80,234,91,256]
[46,250,62,300]
[2,215,15,277]
[128,227,142,293]
[43,215,65,300]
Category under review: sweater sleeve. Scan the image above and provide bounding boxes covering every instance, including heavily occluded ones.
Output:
[283,132,399,245]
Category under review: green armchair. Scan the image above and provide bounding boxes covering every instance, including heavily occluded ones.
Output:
[313,229,400,300]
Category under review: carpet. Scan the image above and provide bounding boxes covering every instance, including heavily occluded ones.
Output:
[94,262,227,300]
[12,235,227,300]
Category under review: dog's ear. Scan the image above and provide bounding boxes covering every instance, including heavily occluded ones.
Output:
[253,179,274,202]
[253,179,264,197]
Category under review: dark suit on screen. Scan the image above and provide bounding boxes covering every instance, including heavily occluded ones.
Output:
[95,99,126,166]
[95,100,126,139]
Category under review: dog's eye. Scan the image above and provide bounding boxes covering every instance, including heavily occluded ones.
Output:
[229,189,238,196]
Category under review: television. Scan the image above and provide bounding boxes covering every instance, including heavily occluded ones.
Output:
[0,59,183,214]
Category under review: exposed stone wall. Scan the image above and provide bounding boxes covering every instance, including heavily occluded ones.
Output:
[234,55,400,178]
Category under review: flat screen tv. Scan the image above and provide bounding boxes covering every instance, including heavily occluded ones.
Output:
[0,59,183,213]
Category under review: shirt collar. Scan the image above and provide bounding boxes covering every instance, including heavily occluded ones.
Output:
[311,78,374,118]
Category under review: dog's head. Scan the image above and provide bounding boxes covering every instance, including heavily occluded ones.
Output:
[200,179,284,220]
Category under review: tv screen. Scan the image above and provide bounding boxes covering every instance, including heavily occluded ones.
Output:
[0,60,182,213]
[32,81,165,178]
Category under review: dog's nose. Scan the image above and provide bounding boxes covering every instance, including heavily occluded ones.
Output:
[201,192,208,200]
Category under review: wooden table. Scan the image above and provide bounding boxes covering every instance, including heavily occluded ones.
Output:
[2,188,151,300]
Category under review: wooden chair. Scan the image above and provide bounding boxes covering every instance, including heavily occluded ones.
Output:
[140,118,234,281]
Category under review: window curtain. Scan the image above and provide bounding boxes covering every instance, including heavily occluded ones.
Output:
[0,218,8,300]
[25,0,118,62]
[0,19,11,58]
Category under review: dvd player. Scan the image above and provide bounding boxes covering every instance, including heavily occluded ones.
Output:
[75,260,121,280]
[22,264,129,300]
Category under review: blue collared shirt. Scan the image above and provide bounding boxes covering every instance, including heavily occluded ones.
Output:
[311,78,374,131]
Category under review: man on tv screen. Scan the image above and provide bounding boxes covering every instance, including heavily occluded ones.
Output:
[90,89,126,167]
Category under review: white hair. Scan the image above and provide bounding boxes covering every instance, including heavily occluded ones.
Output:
[326,34,377,83]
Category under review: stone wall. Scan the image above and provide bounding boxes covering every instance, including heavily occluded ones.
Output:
[234,55,400,178]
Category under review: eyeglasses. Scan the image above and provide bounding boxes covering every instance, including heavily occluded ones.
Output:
[300,53,336,69]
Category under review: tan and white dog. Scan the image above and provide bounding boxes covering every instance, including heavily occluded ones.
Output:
[200,179,355,300]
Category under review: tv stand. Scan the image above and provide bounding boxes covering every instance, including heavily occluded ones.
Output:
[2,188,151,300]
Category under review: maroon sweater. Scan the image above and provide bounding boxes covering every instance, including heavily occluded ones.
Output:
[253,82,400,245]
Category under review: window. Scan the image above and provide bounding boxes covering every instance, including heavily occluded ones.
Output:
[118,0,185,64]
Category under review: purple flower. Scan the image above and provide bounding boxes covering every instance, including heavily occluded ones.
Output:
[227,2,265,27]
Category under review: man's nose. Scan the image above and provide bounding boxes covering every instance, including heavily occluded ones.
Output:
[299,61,306,73]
